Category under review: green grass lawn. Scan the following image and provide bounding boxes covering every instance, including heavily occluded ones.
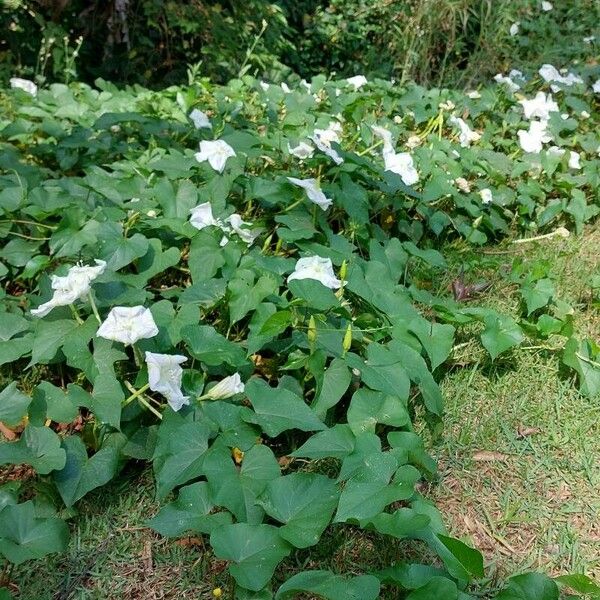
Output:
[7,226,598,599]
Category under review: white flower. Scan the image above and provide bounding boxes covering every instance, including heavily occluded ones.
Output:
[31,260,106,318]
[194,140,236,173]
[467,90,481,99]
[541,1,553,10]
[518,120,551,153]
[225,213,260,245]
[371,125,394,154]
[508,69,525,81]
[313,122,342,146]
[287,177,332,211]
[288,256,341,289]
[438,100,455,111]
[568,151,581,169]
[189,202,221,231]
[479,188,493,205]
[494,73,520,92]
[346,75,368,89]
[383,152,419,186]
[288,141,315,159]
[454,177,471,193]
[259,81,270,92]
[583,36,595,44]
[519,92,558,120]
[539,64,583,92]
[97,306,159,345]
[202,373,245,400]
[580,111,590,119]
[448,115,481,147]
[145,352,189,411]
[593,79,600,93]
[189,108,212,130]
[300,79,311,91]
[10,77,37,96]
[310,132,344,164]
[281,82,291,93]
[510,22,519,36]
[406,135,422,149]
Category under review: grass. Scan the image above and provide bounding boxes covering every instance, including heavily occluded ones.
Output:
[3,227,599,599]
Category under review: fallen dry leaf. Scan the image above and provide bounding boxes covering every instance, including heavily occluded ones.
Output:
[0,422,17,441]
[175,536,204,549]
[516,425,541,439]
[472,451,509,462]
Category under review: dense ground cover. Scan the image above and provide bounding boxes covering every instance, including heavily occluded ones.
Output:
[0,58,599,599]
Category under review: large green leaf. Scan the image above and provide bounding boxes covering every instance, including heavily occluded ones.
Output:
[29,319,78,366]
[182,324,249,369]
[153,416,212,498]
[276,571,380,600]
[496,573,559,600]
[228,269,278,324]
[147,482,232,537]
[210,523,291,592]
[243,378,325,437]
[257,473,339,548]
[347,388,409,435]
[53,436,120,507]
[0,382,31,426]
[562,337,600,398]
[405,578,458,600]
[0,426,66,474]
[0,501,69,565]
[202,442,280,523]
[480,314,524,361]
[311,358,351,418]
[291,424,356,459]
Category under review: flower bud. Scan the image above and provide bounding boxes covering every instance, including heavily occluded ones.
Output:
[203,373,245,400]
[342,323,352,354]
[307,315,317,345]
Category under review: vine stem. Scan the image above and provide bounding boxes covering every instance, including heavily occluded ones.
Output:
[69,304,84,325]
[137,395,163,420]
[122,383,150,407]
[88,292,102,324]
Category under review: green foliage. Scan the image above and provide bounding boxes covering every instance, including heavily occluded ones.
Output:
[0,65,598,596]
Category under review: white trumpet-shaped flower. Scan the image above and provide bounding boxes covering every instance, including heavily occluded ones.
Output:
[509,22,519,36]
[10,77,37,96]
[517,120,551,153]
[287,177,332,211]
[346,75,368,89]
[479,189,493,205]
[494,73,520,92]
[97,306,159,346]
[202,373,245,400]
[189,202,221,231]
[145,352,190,411]
[310,132,344,164]
[539,64,583,92]
[519,92,558,120]
[313,122,342,146]
[288,256,341,289]
[548,147,582,169]
[288,141,315,159]
[593,79,600,94]
[194,139,236,173]
[189,108,212,129]
[448,116,481,147]
[371,125,394,154]
[225,214,260,245]
[31,260,106,318]
[383,152,420,186]
[541,1,553,10]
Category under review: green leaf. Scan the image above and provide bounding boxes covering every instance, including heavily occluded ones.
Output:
[147,482,232,537]
[291,424,355,459]
[34,382,78,423]
[210,523,291,592]
[153,418,212,498]
[0,426,66,474]
[202,442,280,523]
[276,571,380,600]
[347,388,410,435]
[90,372,124,429]
[258,310,293,337]
[0,501,69,565]
[287,279,340,311]
[53,436,120,507]
[406,578,458,600]
[0,312,28,341]
[521,278,554,316]
[182,324,249,369]
[408,319,455,371]
[101,232,149,271]
[562,337,600,398]
[29,319,78,366]
[311,358,351,418]
[257,473,339,548]
[496,573,559,600]
[555,574,600,596]
[367,507,431,539]
[228,270,279,324]
[244,378,325,437]
[480,314,524,360]
[0,382,31,426]
[437,534,484,579]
